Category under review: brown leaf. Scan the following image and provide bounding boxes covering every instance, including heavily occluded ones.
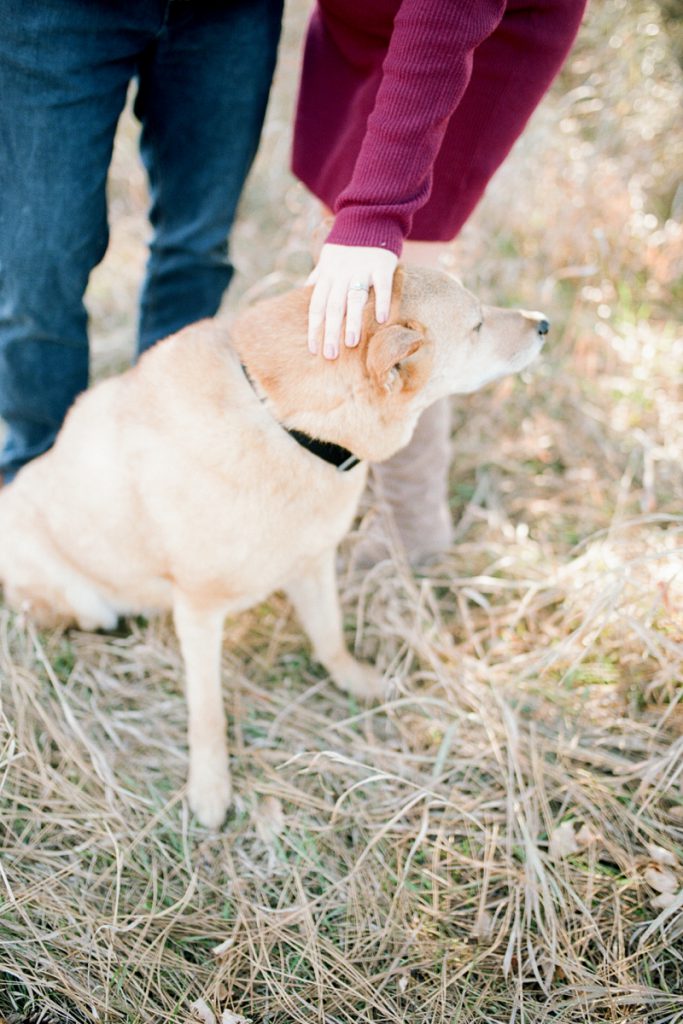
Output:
[222,1011,252,1024]
[190,999,217,1024]
[646,844,678,868]
[254,796,285,844]
[549,821,579,860]
[471,909,494,940]
[212,937,235,958]
[576,823,600,847]
[652,891,678,911]
[644,865,678,894]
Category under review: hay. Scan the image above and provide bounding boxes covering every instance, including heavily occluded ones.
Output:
[1,0,682,1021]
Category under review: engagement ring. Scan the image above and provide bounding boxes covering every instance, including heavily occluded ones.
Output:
[348,281,369,292]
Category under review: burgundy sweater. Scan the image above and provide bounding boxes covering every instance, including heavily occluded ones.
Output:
[292,0,507,255]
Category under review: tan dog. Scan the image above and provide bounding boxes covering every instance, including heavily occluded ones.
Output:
[0,267,547,826]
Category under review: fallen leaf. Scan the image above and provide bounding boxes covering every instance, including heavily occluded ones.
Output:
[644,865,678,894]
[576,823,600,847]
[652,891,678,910]
[190,999,217,1024]
[254,796,284,844]
[212,937,235,957]
[222,1011,252,1024]
[549,821,579,860]
[471,909,494,940]
[646,844,678,868]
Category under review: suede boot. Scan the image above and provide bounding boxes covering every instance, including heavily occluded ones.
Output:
[353,397,453,568]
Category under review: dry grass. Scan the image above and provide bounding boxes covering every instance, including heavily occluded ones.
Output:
[1,0,682,1021]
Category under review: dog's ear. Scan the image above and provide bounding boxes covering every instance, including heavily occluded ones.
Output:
[366,320,428,392]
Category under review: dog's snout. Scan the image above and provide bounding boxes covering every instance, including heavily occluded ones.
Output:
[537,318,550,337]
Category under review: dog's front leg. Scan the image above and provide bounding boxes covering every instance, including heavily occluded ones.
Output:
[285,549,385,702]
[173,594,231,828]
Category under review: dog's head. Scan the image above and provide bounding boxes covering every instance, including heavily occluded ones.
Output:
[234,265,548,463]
[362,266,547,403]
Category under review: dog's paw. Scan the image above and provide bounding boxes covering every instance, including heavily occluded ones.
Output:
[188,764,233,829]
[330,655,386,703]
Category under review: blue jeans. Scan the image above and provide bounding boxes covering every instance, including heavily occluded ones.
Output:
[0,0,282,481]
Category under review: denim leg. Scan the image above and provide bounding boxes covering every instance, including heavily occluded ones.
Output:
[135,0,283,354]
[0,0,164,480]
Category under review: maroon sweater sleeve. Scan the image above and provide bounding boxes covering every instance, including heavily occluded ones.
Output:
[326,0,506,255]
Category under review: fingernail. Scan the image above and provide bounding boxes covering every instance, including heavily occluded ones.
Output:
[308,339,318,355]
[324,344,338,360]
[345,331,357,347]
[377,311,388,324]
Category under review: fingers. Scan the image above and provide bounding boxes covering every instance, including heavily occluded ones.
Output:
[307,278,327,354]
[344,286,368,348]
[372,266,393,325]
[322,285,348,359]
[309,281,368,358]
[307,244,399,361]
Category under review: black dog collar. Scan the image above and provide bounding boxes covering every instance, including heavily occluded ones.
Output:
[241,363,361,473]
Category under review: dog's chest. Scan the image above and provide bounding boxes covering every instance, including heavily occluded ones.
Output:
[165,458,368,604]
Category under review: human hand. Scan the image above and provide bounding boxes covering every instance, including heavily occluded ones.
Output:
[307,243,398,359]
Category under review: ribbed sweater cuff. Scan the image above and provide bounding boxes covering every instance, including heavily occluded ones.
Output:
[326,207,405,256]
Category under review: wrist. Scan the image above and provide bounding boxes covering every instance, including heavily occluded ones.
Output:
[326,207,404,258]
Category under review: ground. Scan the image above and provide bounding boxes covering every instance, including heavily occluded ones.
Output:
[1,1,682,1022]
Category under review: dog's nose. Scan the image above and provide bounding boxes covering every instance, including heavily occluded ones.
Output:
[537,319,550,336]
